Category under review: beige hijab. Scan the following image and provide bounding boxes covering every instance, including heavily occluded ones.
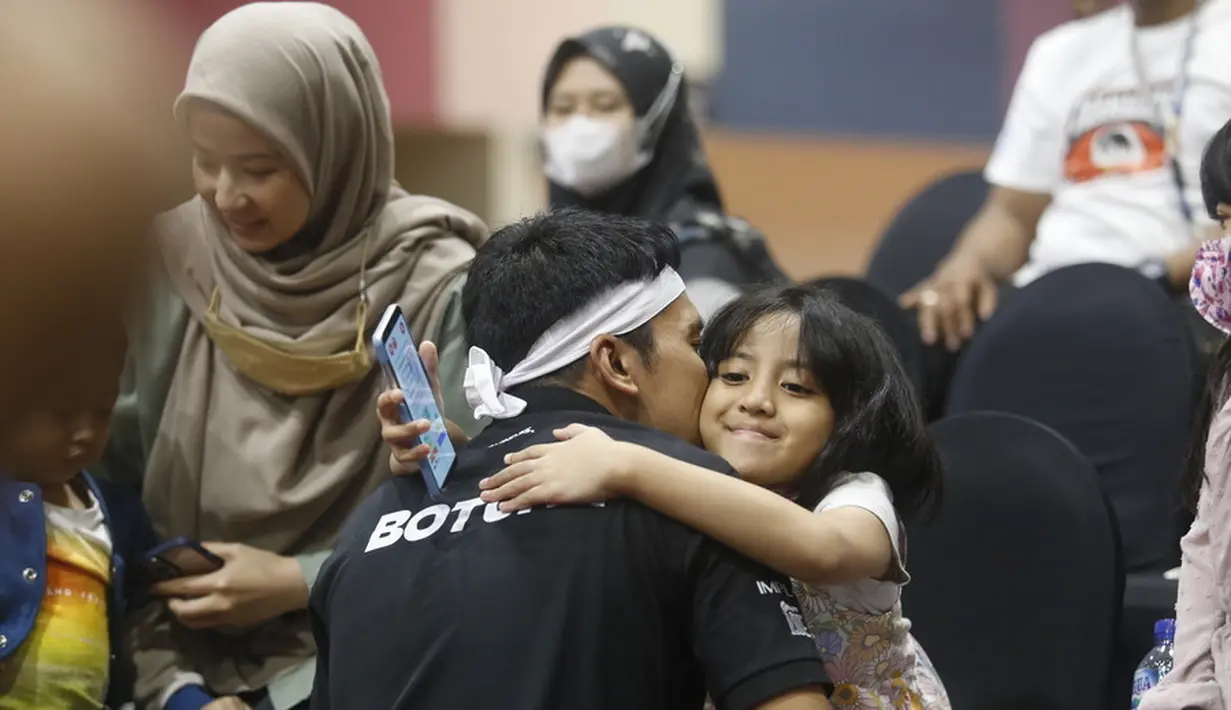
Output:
[138,1,486,696]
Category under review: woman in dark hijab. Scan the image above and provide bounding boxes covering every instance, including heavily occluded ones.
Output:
[540,26,788,317]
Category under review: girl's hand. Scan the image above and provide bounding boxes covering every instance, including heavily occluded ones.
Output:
[478,424,631,511]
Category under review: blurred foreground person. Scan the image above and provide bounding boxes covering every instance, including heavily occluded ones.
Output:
[0,0,176,428]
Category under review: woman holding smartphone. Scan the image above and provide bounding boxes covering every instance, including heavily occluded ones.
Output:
[94,4,486,710]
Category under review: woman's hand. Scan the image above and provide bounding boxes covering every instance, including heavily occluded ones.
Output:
[478,424,631,511]
[152,543,308,630]
[377,340,469,476]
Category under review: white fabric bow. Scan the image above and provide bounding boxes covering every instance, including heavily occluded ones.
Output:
[463,347,524,419]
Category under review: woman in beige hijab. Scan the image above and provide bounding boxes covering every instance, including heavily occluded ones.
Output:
[99,3,488,709]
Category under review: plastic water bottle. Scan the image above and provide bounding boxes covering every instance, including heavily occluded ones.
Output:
[1131,618,1176,708]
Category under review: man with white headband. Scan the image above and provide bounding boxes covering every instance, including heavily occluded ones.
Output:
[310,209,832,710]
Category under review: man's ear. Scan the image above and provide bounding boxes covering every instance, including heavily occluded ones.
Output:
[589,334,640,397]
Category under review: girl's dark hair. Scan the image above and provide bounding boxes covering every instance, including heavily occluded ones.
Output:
[1184,118,1231,512]
[1200,117,1231,222]
[699,284,943,520]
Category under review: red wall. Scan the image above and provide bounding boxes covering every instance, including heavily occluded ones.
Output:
[151,0,437,126]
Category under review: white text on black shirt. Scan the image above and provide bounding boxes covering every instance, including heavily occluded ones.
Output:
[364,496,604,552]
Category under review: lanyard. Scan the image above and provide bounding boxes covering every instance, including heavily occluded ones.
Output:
[1129,3,1201,225]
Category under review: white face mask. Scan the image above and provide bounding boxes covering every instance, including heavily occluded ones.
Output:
[542,116,651,197]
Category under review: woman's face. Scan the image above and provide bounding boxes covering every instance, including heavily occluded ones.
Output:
[544,55,635,130]
[187,103,311,254]
[699,314,835,489]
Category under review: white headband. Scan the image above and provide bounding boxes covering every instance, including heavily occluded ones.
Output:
[463,266,687,419]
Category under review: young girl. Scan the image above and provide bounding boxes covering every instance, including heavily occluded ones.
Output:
[476,284,950,709]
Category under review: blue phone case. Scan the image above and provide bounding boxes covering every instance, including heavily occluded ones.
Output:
[371,304,457,499]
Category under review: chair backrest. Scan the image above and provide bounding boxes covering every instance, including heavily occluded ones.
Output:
[903,412,1122,710]
[865,169,987,297]
[946,263,1194,572]
[807,276,926,401]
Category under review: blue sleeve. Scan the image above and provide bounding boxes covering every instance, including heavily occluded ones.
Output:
[165,684,213,710]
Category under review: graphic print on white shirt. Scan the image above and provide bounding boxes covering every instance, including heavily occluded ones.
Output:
[1064,86,1168,185]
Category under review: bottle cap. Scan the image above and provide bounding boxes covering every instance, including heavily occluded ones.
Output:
[1154,618,1176,643]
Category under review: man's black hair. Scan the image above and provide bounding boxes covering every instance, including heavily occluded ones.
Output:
[463,208,681,386]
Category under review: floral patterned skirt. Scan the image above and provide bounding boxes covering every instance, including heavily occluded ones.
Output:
[825,638,950,709]
[797,589,951,709]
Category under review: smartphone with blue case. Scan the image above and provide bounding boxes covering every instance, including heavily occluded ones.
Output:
[371,304,456,499]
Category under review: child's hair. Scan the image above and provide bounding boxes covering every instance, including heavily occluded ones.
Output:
[1200,117,1231,221]
[1183,117,1231,511]
[699,283,943,520]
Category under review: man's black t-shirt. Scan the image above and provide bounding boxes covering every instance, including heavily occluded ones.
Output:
[309,388,827,710]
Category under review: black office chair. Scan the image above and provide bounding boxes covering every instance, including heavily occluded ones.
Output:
[946,263,1194,573]
[865,169,987,298]
[944,264,1194,707]
[904,412,1122,710]
[808,276,926,403]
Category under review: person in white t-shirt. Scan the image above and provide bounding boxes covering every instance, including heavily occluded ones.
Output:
[901,0,1231,352]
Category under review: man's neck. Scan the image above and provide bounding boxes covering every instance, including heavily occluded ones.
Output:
[1131,0,1198,27]
[567,381,626,419]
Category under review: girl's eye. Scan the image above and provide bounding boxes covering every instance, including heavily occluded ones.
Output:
[782,382,815,395]
[720,372,747,384]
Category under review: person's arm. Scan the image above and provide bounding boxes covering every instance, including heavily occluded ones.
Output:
[296,550,331,593]
[897,33,1061,348]
[482,428,891,587]
[683,525,830,710]
[613,446,892,588]
[898,186,1046,351]
[956,33,1063,281]
[942,187,1049,282]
